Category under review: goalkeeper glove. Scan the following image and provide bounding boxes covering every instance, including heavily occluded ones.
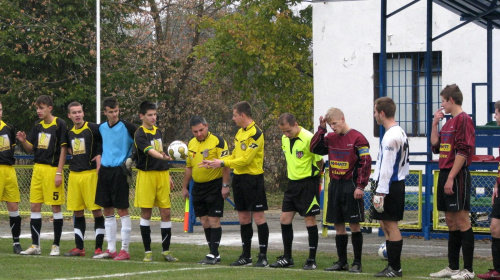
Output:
[373,193,386,213]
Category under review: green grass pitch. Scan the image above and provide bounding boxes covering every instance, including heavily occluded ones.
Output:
[0,238,493,279]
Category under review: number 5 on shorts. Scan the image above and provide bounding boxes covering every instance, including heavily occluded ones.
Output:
[53,192,59,201]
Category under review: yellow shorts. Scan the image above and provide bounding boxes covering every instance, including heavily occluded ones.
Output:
[30,163,65,205]
[67,169,101,211]
[0,165,20,203]
[134,170,171,209]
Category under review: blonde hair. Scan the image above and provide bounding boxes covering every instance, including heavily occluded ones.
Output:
[324,108,344,122]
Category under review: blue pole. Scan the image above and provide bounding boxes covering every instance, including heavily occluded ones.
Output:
[424,0,433,240]
[423,163,436,240]
[188,179,195,233]
[379,0,387,138]
[487,20,493,122]
[426,0,433,161]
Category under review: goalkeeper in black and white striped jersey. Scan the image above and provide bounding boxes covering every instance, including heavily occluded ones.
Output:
[371,97,410,277]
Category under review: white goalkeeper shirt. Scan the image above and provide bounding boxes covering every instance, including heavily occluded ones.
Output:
[372,125,410,194]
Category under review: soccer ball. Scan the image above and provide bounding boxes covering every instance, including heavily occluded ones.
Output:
[378,242,388,259]
[168,140,188,160]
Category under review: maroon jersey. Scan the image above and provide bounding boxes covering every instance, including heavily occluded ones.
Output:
[497,145,500,185]
[432,112,475,169]
[310,126,371,189]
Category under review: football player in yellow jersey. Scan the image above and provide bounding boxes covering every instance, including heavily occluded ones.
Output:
[17,95,68,256]
[134,101,177,262]
[182,115,230,264]
[201,101,269,267]
[0,101,23,253]
[64,102,105,257]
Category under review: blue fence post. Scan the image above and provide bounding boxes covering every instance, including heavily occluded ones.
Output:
[188,179,195,233]
[423,163,434,240]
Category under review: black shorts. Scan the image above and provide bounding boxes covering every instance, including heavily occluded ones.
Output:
[492,194,500,219]
[192,178,224,217]
[232,174,268,212]
[370,180,405,221]
[95,166,130,209]
[437,168,471,212]
[282,176,320,217]
[326,179,364,224]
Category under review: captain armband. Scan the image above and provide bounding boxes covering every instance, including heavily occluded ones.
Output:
[357,146,370,156]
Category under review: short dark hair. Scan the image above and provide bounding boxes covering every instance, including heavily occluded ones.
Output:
[233,101,252,117]
[440,84,463,105]
[36,95,53,107]
[67,101,83,112]
[277,113,296,126]
[139,101,156,115]
[190,115,207,127]
[374,97,396,118]
[495,100,500,112]
[103,97,118,110]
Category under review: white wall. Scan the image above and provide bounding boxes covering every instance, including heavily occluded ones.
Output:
[313,0,500,160]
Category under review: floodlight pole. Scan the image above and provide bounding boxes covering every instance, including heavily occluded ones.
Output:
[96,0,101,123]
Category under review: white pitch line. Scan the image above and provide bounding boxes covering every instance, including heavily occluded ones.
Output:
[51,266,220,280]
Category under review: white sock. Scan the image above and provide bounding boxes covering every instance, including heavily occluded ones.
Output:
[31,212,42,219]
[120,215,131,252]
[105,216,117,252]
[9,210,20,217]
[53,212,63,220]
[95,228,105,237]
[161,221,172,228]
[140,218,150,226]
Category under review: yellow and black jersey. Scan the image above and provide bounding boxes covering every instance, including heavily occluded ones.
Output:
[26,117,68,167]
[134,125,169,171]
[68,122,102,172]
[225,121,264,175]
[187,132,229,183]
[0,120,16,165]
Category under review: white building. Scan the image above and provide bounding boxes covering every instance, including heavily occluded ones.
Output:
[313,0,500,160]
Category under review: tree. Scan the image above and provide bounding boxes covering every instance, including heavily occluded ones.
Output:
[195,0,313,129]
[0,0,314,191]
[98,0,237,142]
[195,0,314,190]
[0,0,101,129]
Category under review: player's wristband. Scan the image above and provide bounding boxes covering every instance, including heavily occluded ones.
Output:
[56,172,62,176]
[356,187,364,191]
[222,183,230,188]
[220,160,225,167]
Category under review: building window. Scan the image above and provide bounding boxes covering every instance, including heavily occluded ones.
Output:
[373,51,442,137]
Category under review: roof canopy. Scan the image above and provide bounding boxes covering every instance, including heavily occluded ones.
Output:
[434,0,500,29]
